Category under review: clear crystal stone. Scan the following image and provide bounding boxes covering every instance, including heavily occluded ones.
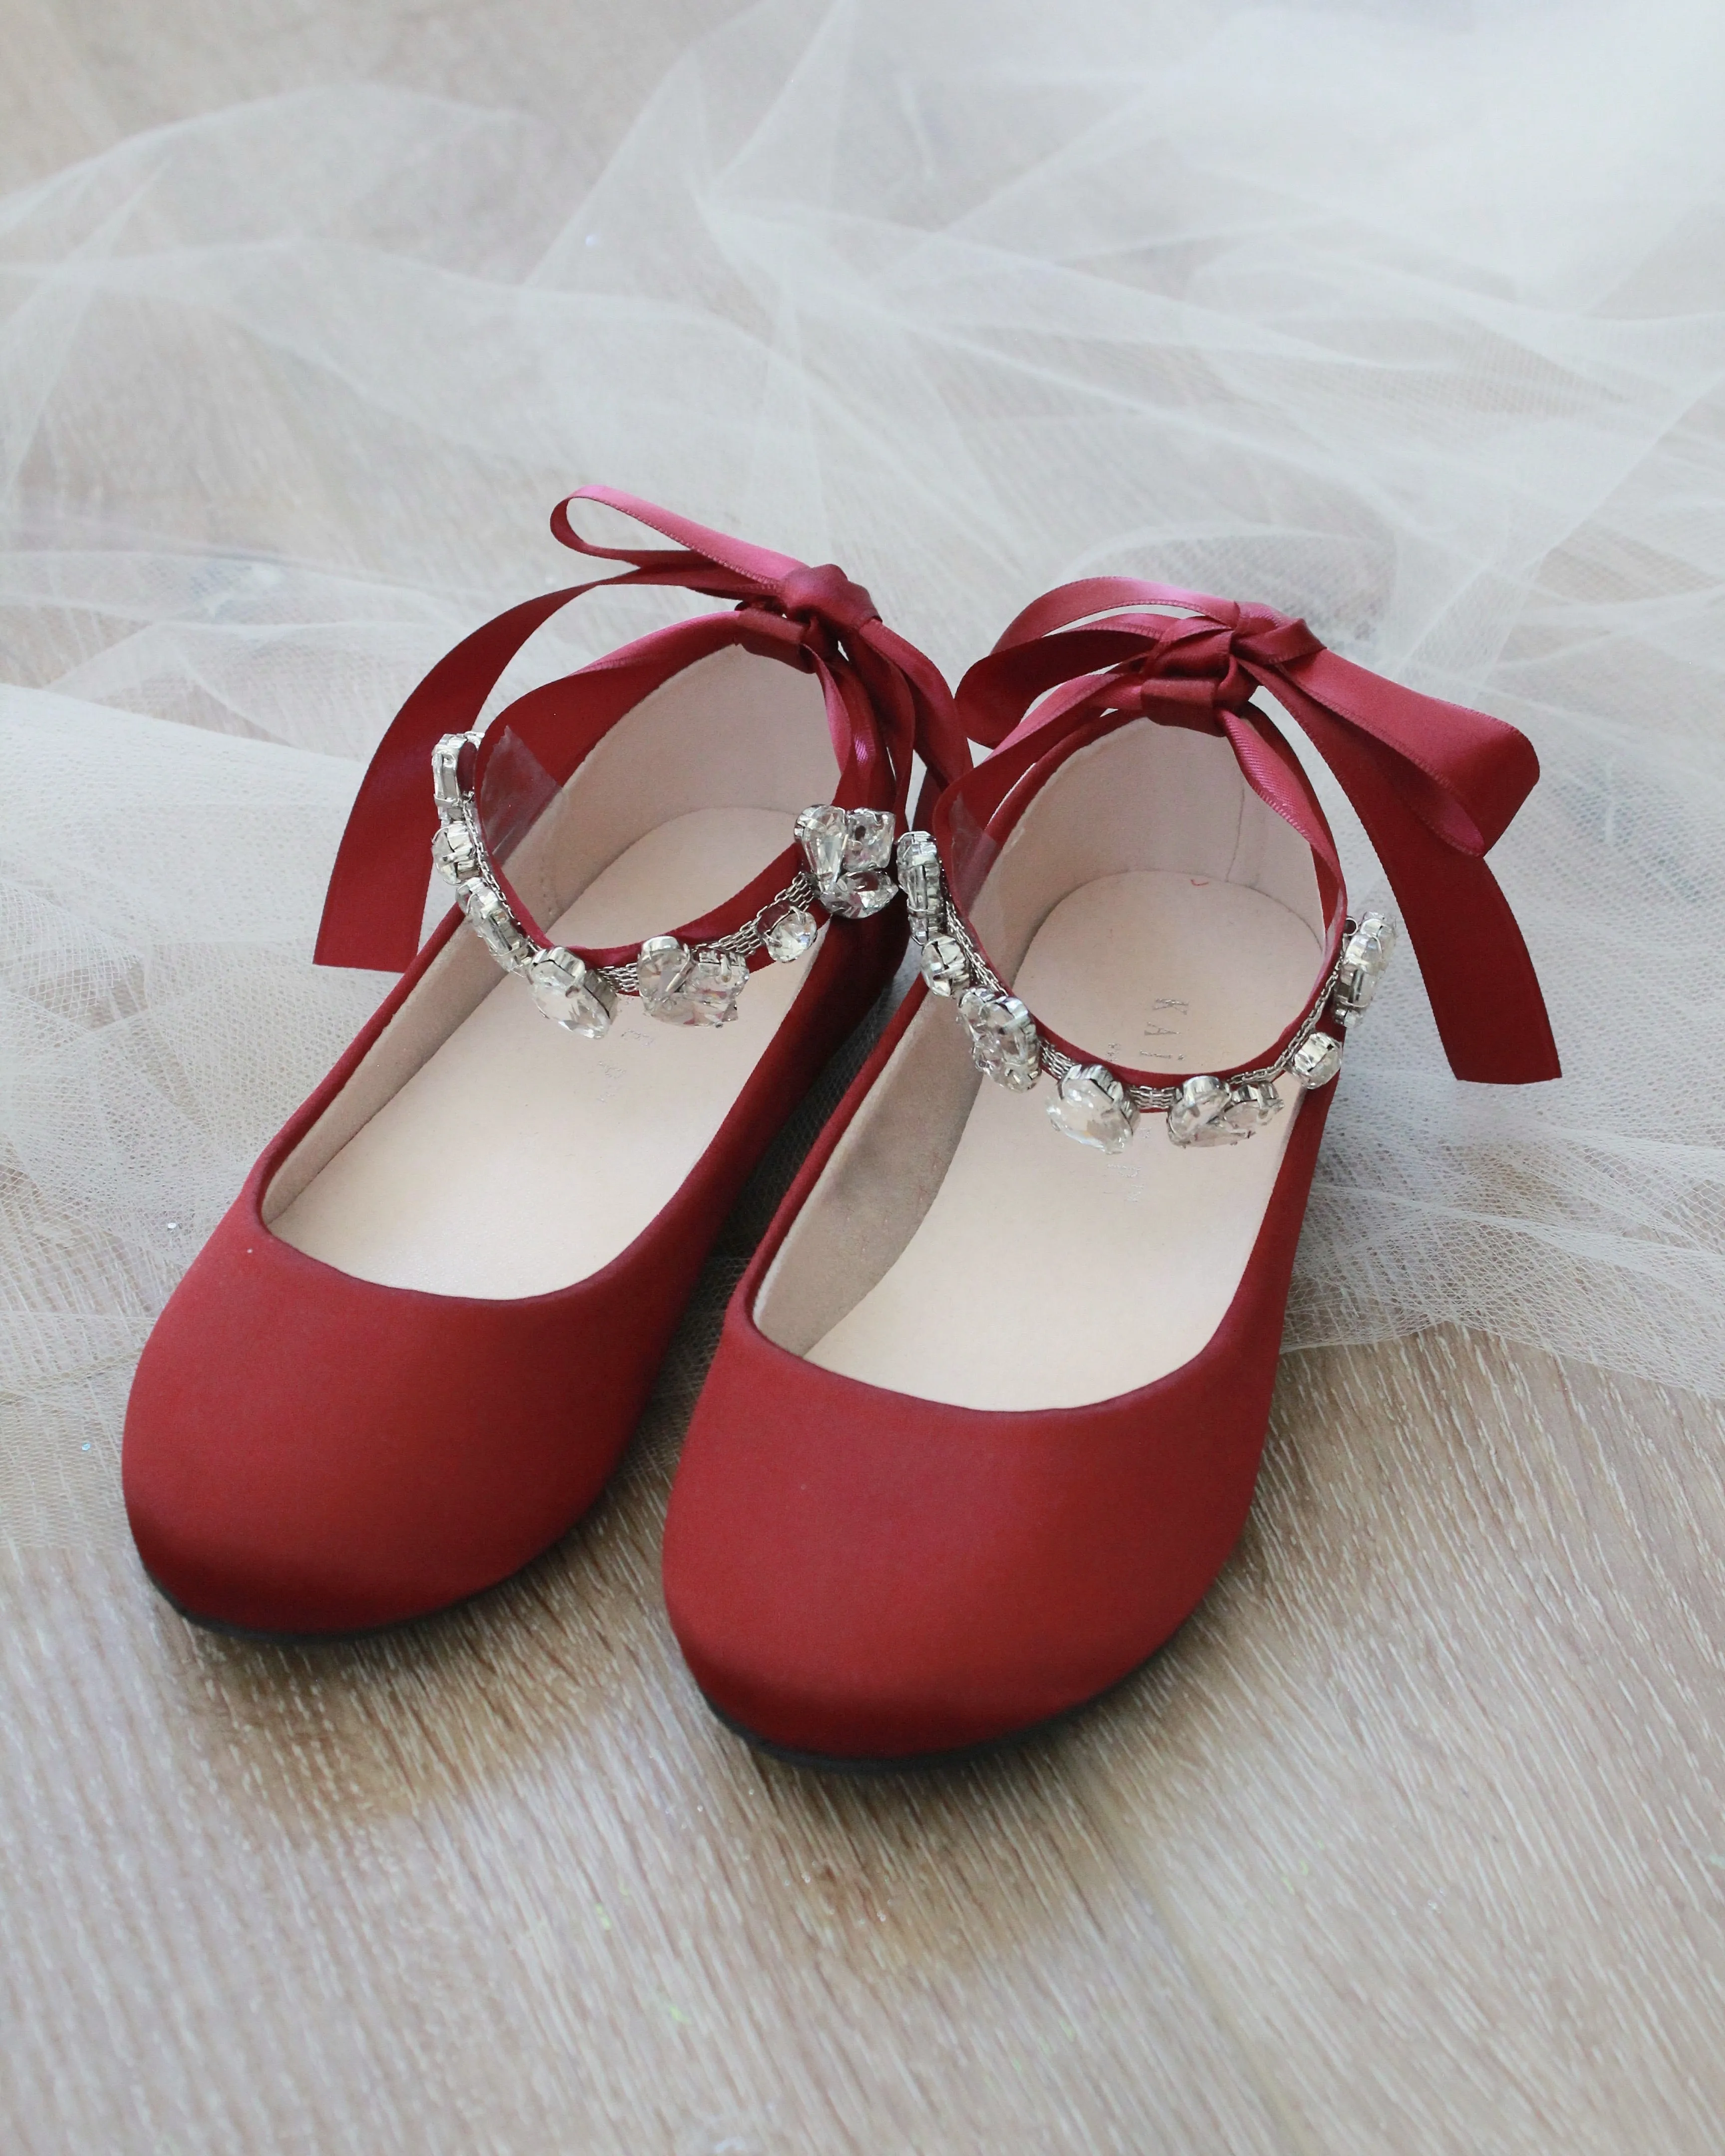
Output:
[431,817,482,886]
[762,903,819,964]
[637,934,695,1022]
[1222,1078,1284,1133]
[1347,912,1396,974]
[843,807,896,874]
[685,946,748,1026]
[920,934,970,998]
[462,883,530,970]
[799,804,902,920]
[1047,1064,1137,1153]
[960,989,1041,1092]
[1334,912,1396,1026]
[528,948,615,1037]
[1290,1031,1343,1088]
[795,805,850,887]
[895,830,943,937]
[636,936,749,1025]
[820,867,896,920]
[1166,1074,1243,1147]
[431,731,476,812]
[1333,955,1378,1025]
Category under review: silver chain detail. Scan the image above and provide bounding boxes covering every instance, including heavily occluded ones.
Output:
[432,725,862,1016]
[940,907,1007,1002]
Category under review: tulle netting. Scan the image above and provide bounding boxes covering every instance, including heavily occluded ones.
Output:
[6,0,1725,1545]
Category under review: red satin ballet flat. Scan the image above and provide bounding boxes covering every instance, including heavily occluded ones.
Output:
[662,577,1560,1764]
[122,491,961,1637]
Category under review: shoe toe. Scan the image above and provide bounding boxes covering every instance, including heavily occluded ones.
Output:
[123,1195,635,1635]
[663,1314,1272,1763]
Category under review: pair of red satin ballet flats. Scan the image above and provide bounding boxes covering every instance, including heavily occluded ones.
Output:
[123,489,1559,1764]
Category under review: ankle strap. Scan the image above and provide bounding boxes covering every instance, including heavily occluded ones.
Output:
[954,582,1559,1087]
[314,489,966,974]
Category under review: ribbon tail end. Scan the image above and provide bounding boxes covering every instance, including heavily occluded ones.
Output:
[1411,898,1562,1087]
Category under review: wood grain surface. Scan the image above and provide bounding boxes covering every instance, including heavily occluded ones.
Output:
[8,1309,1725,2155]
[6,8,1725,2153]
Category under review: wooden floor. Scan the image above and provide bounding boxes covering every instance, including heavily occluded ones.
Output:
[7,7,1725,2152]
[10,1303,1725,2154]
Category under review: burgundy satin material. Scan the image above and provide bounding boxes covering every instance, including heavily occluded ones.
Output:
[315,488,967,975]
[661,579,1561,1763]
[956,582,1560,1085]
[662,977,1338,1761]
[125,894,907,1634]
[123,491,960,1634]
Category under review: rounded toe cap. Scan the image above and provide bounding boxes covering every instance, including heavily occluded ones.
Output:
[123,1202,638,1635]
[663,1319,1268,1763]
[664,1440,1111,1762]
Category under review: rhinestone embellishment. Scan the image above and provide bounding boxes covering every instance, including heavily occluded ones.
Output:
[896,793,1394,1158]
[761,901,819,964]
[1222,1078,1284,1135]
[891,798,1401,1156]
[1166,1075,1287,1148]
[1333,911,1396,1027]
[844,807,895,874]
[794,803,848,886]
[895,830,943,942]
[797,805,898,919]
[431,816,483,888]
[636,935,693,1019]
[432,733,901,1039]
[1166,1075,1235,1147]
[431,730,477,812]
[823,869,896,920]
[528,948,616,1037]
[1047,1064,1138,1153]
[462,882,533,971]
[960,989,1041,1092]
[634,936,748,1027]
[920,934,971,998]
[686,946,749,1025]
[1290,1030,1343,1088]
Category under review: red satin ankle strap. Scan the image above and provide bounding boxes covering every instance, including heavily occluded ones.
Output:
[954,582,1560,1087]
[314,489,966,974]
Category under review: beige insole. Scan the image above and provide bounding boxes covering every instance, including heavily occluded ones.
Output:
[273,806,820,1299]
[805,871,1320,1410]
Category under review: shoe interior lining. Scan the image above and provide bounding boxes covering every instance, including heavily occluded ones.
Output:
[266,645,838,1299]
[754,721,1327,1410]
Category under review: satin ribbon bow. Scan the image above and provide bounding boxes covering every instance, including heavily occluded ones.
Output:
[956,579,1560,1086]
[315,488,965,973]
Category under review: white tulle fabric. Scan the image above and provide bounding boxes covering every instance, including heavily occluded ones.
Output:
[7,0,1725,1543]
